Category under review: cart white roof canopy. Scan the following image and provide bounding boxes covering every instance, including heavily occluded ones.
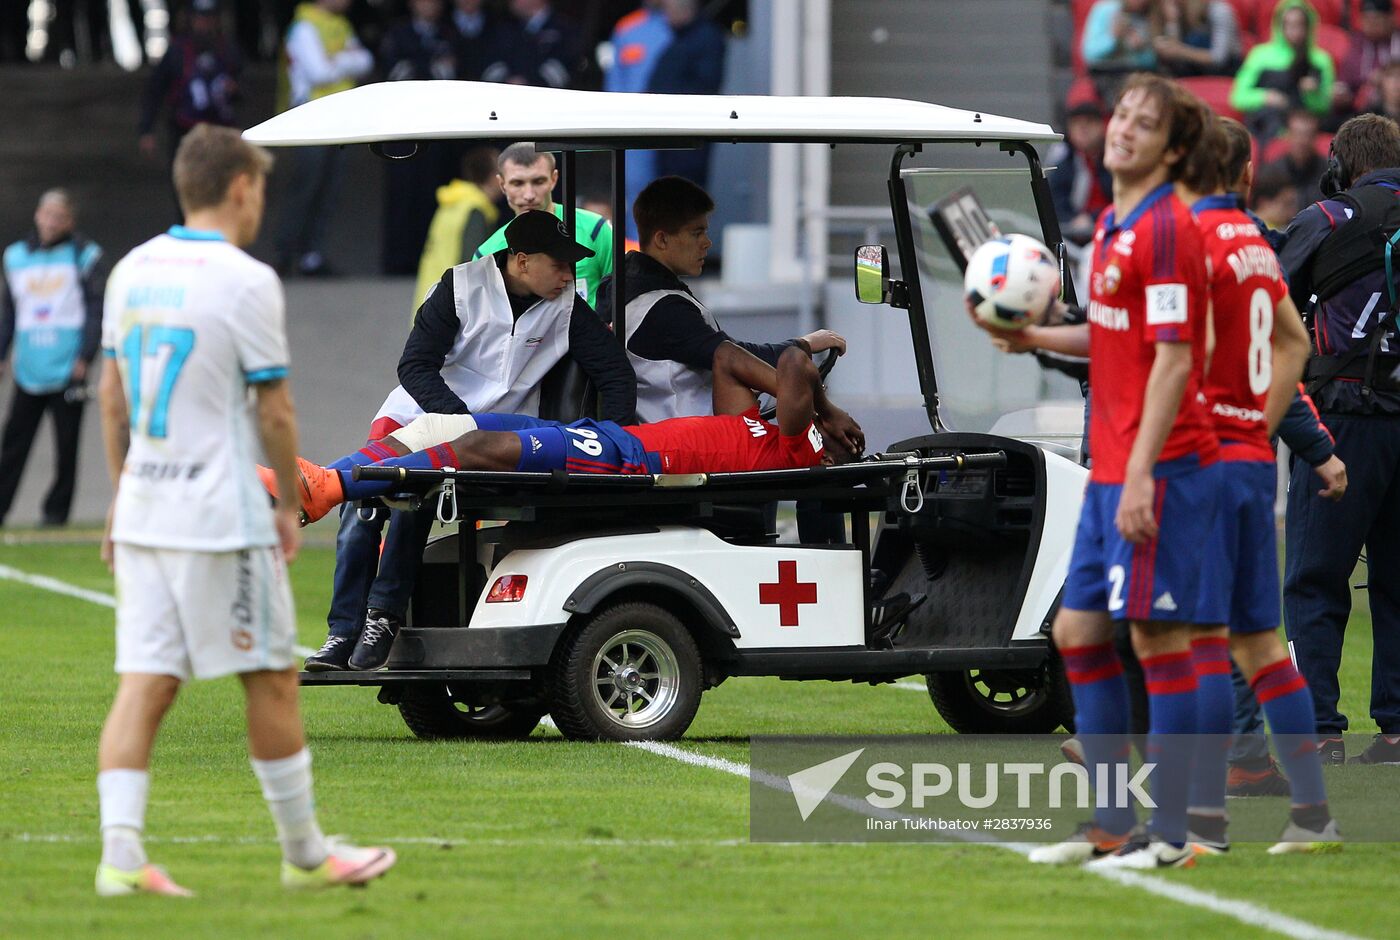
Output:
[242,80,1059,147]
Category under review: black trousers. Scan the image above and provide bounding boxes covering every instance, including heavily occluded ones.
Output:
[0,385,84,526]
[273,145,347,269]
[1285,412,1400,734]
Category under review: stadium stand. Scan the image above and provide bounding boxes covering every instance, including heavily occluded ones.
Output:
[1180,74,1245,120]
[1260,129,1334,160]
[1054,0,1376,181]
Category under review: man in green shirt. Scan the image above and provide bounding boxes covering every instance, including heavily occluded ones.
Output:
[473,142,613,309]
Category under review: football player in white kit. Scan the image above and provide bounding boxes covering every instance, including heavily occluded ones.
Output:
[93,125,395,896]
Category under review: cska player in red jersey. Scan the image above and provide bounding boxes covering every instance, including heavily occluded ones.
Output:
[1177,117,1340,853]
[1001,74,1221,869]
[263,343,865,524]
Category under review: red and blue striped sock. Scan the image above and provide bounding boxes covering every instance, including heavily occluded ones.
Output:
[339,445,459,501]
[1061,642,1136,835]
[1187,636,1233,814]
[1141,650,1198,845]
[1252,658,1328,807]
[328,440,400,474]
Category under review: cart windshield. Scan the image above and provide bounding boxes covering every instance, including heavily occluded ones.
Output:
[901,160,1083,438]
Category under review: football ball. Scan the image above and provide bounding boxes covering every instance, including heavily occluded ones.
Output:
[964,235,1060,330]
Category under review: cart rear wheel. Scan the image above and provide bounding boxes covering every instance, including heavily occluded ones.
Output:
[397,683,545,740]
[548,602,703,741]
[925,656,1074,734]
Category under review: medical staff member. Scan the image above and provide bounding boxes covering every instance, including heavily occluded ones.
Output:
[304,210,635,673]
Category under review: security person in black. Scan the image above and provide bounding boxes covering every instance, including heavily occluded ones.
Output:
[1277,113,1400,764]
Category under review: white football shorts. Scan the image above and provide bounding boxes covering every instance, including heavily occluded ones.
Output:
[113,543,296,680]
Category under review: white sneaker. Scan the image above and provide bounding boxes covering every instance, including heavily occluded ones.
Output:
[1088,835,1196,870]
[95,863,194,897]
[1027,821,1130,865]
[1268,818,1343,855]
[281,837,397,889]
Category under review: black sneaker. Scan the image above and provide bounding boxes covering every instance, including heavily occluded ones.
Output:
[348,609,402,671]
[1226,757,1291,797]
[1317,737,1345,765]
[1348,733,1400,764]
[303,635,354,672]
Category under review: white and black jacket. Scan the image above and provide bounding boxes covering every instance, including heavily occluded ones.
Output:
[601,251,795,424]
[377,252,635,426]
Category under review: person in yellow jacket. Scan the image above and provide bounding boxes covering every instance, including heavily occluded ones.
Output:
[413,147,501,312]
[272,0,374,277]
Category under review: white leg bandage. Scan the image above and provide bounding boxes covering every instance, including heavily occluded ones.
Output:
[389,414,479,452]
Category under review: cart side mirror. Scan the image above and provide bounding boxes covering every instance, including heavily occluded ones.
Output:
[854,245,889,304]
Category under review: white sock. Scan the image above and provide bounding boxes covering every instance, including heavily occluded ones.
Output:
[98,769,149,871]
[251,748,328,870]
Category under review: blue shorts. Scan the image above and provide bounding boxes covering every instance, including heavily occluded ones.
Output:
[1062,457,1224,623]
[1195,458,1280,633]
[510,418,661,474]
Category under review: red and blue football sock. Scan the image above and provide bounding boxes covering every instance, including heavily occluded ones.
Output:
[1252,658,1328,808]
[328,440,400,474]
[339,444,459,501]
[1061,642,1136,836]
[1141,650,1198,845]
[1187,636,1233,815]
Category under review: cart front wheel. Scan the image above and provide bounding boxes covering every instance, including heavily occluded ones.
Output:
[925,657,1074,734]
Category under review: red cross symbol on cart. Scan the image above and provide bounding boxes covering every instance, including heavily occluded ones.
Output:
[758,560,818,627]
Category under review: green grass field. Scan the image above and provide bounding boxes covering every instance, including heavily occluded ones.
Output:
[2,535,1397,939]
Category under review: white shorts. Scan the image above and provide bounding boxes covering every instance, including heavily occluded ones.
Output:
[113,543,296,681]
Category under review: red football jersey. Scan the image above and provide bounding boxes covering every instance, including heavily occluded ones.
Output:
[1193,197,1287,463]
[1086,185,1217,483]
[627,407,825,473]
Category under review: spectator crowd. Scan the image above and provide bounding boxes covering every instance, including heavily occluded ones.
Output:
[1053,0,1400,236]
[10,1,730,276]
[0,0,729,529]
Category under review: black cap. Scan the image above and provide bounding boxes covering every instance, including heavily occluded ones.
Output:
[505,210,595,264]
[1362,0,1392,13]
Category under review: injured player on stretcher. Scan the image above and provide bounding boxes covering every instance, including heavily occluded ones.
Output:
[260,344,865,524]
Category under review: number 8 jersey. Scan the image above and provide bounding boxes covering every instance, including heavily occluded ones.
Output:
[1191,196,1288,463]
[101,226,290,550]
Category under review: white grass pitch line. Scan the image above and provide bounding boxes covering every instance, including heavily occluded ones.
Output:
[892,680,926,692]
[0,562,318,658]
[9,833,745,848]
[1089,868,1368,940]
[0,563,116,608]
[621,735,1368,940]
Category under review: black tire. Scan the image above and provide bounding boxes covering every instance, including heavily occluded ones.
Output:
[925,656,1074,734]
[548,602,703,742]
[397,683,545,740]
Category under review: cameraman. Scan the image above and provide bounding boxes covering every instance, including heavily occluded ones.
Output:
[1277,113,1400,764]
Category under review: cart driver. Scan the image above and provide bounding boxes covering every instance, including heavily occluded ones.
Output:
[604,175,849,423]
[601,175,859,542]
[260,344,866,522]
